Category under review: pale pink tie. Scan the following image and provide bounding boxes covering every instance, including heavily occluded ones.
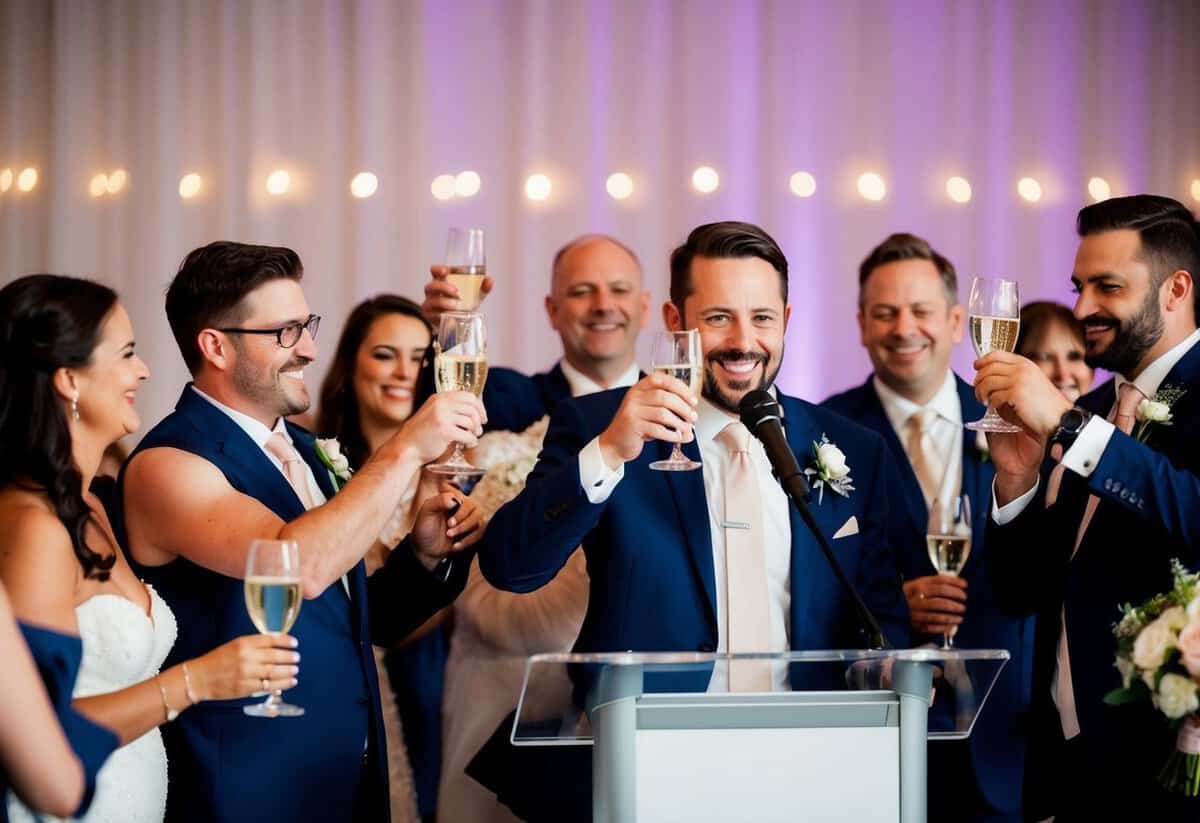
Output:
[903,408,943,508]
[265,433,317,510]
[717,422,773,692]
[1052,381,1145,738]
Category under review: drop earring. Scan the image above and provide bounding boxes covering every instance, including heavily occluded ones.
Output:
[71,391,80,422]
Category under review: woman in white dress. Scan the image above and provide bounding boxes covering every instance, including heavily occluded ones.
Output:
[0,275,300,823]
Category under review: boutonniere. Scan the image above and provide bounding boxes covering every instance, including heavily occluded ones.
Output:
[803,434,854,504]
[315,437,353,490]
[1134,385,1186,443]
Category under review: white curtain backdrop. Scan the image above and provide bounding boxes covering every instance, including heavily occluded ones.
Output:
[2,0,1199,430]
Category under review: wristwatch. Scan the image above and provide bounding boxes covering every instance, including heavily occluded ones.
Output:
[1049,407,1092,450]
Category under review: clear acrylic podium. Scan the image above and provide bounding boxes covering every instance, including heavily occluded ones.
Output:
[511,649,1008,823]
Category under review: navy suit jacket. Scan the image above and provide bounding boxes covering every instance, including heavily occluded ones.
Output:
[479,387,910,660]
[823,374,1034,815]
[115,387,469,823]
[988,340,1200,818]
[482,363,570,434]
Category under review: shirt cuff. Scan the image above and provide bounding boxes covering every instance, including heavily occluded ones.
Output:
[1059,416,1114,478]
[992,477,1040,525]
[578,436,624,504]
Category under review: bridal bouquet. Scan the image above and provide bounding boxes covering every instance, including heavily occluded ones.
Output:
[1105,560,1200,795]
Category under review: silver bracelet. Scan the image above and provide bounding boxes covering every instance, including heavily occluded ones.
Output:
[181,661,198,706]
[155,675,180,722]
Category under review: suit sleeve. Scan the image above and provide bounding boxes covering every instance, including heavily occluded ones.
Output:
[857,442,912,648]
[477,399,609,593]
[1086,429,1200,554]
[985,478,1073,618]
[366,537,472,646]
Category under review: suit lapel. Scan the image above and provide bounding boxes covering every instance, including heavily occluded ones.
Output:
[660,437,719,629]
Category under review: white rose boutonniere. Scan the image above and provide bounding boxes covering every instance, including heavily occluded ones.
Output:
[803,434,854,504]
[315,437,353,490]
[1134,384,1186,443]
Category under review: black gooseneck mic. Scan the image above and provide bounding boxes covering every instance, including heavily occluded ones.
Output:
[739,389,891,650]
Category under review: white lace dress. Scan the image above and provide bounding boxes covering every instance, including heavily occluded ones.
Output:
[8,585,177,823]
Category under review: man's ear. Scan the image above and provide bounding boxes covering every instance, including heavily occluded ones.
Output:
[1163,269,1194,316]
[662,301,683,331]
[197,329,233,372]
[544,295,559,331]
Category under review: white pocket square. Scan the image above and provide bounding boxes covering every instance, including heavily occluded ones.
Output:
[832,516,859,539]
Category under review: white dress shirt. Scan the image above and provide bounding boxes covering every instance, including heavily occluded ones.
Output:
[994,328,1200,523]
[577,394,793,691]
[873,370,964,502]
[558,358,640,398]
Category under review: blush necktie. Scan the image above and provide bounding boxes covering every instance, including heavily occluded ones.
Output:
[717,421,773,692]
[1052,381,1145,739]
[903,408,943,508]
[265,432,317,511]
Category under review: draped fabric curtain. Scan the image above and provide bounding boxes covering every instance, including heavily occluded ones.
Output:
[2,0,1198,427]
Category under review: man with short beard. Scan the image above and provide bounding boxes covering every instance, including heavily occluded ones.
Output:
[472,221,910,821]
[975,195,1200,819]
[117,241,487,823]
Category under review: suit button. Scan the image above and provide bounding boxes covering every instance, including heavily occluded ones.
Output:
[698,642,716,652]
[1104,478,1114,491]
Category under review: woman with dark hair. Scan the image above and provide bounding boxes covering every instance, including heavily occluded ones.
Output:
[0,275,298,823]
[318,293,484,823]
[1016,300,1095,402]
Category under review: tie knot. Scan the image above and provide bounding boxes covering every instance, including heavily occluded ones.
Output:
[1117,382,1146,417]
[718,421,751,455]
[265,432,301,465]
[906,408,939,434]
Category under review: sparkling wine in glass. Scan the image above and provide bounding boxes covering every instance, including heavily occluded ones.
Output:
[427,311,488,478]
[243,539,304,717]
[649,329,702,472]
[965,277,1023,433]
[445,228,486,311]
[926,494,972,649]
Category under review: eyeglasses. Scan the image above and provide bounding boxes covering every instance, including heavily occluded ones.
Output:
[219,314,321,348]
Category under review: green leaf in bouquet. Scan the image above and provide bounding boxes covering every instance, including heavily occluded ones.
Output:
[1104,686,1144,706]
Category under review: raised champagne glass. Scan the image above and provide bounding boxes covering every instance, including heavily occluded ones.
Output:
[649,329,702,472]
[965,276,1023,433]
[427,310,488,478]
[926,493,972,648]
[445,227,486,311]
[243,539,304,717]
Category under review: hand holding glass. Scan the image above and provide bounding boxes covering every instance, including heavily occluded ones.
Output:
[427,311,488,478]
[445,228,486,311]
[649,329,702,472]
[243,539,304,717]
[965,276,1023,433]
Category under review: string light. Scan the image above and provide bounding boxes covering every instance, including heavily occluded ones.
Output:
[454,171,481,198]
[16,167,38,192]
[89,173,109,198]
[1190,179,1200,203]
[691,166,719,194]
[1087,176,1111,202]
[789,171,817,198]
[945,176,972,204]
[350,172,378,199]
[524,173,552,201]
[179,173,203,199]
[1017,176,1043,203]
[606,172,634,200]
[431,174,456,201]
[106,169,127,194]
[0,168,12,193]
[265,169,291,196]
[857,172,886,201]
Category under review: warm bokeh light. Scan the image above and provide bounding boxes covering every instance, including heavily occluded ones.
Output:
[0,168,12,193]
[606,172,634,200]
[265,169,291,196]
[106,169,127,194]
[89,173,109,198]
[350,172,378,199]
[16,167,38,192]
[454,170,481,198]
[1087,176,1111,202]
[691,165,719,194]
[857,172,886,202]
[431,174,456,201]
[789,171,817,198]
[946,176,972,204]
[524,173,552,201]
[1191,179,1200,203]
[1017,176,1043,203]
[179,173,203,199]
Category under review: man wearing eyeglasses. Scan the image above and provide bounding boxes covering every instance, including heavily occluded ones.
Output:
[115,241,487,823]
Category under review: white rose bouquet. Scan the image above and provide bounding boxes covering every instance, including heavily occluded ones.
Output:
[1106,559,1200,795]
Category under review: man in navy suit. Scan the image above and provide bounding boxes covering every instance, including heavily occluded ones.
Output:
[423,234,650,432]
[823,233,1033,821]
[116,242,487,823]
[976,195,1200,819]
[474,221,910,820]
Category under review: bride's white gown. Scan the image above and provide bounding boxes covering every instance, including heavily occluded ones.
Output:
[8,585,177,823]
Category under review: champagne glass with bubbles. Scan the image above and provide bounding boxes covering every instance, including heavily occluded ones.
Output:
[445,228,486,311]
[427,311,488,478]
[649,329,702,472]
[965,277,1023,433]
[926,493,973,648]
[244,539,304,717]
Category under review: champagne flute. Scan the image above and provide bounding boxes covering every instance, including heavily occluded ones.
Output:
[427,311,488,478]
[649,329,702,472]
[445,227,486,311]
[926,494,972,649]
[243,539,304,717]
[965,276,1023,433]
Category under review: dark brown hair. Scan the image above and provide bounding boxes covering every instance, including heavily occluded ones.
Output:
[1016,301,1085,356]
[668,221,788,313]
[858,233,957,306]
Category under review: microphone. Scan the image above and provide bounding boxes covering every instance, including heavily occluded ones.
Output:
[739,390,891,650]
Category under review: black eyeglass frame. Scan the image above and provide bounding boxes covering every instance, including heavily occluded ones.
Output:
[218,314,321,348]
